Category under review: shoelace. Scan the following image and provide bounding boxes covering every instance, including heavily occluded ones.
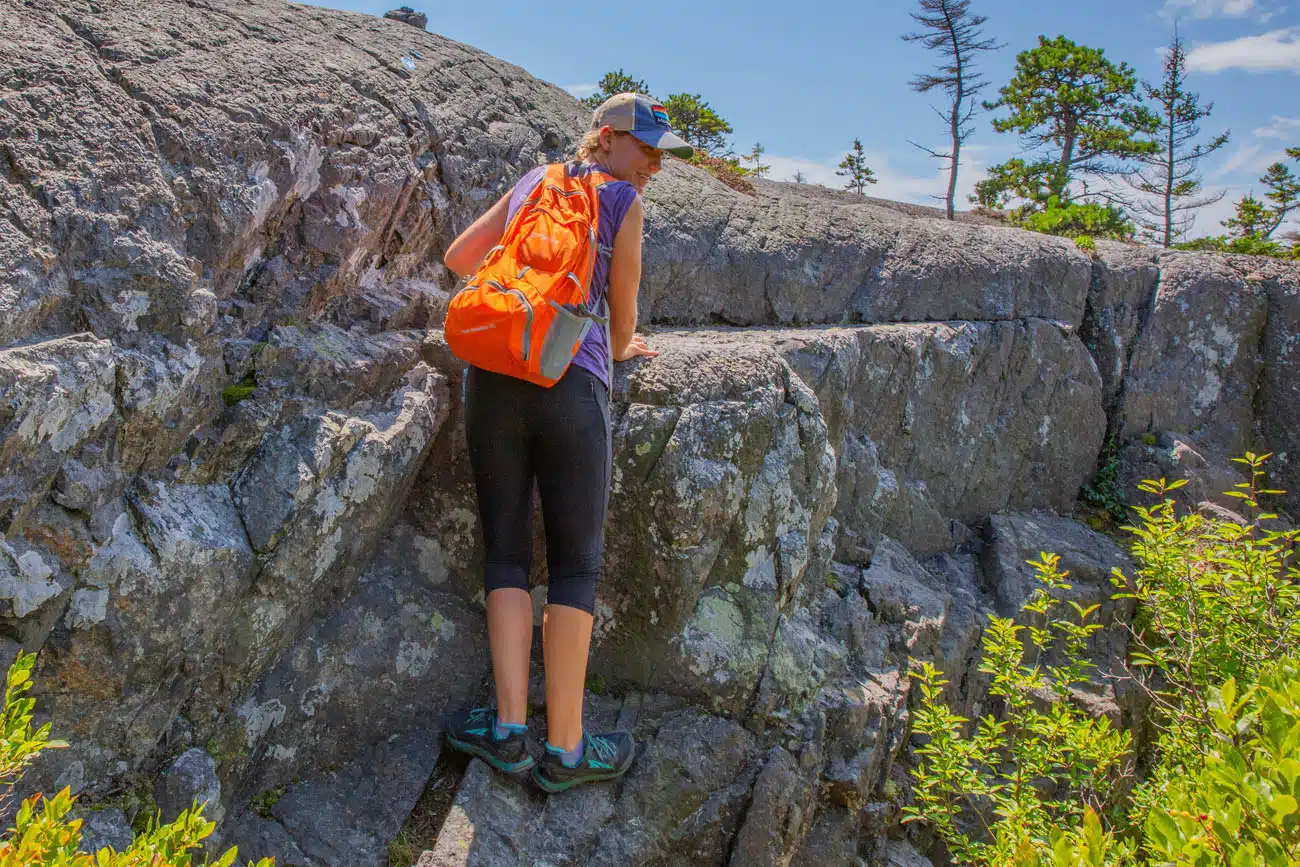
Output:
[588,735,617,763]
[467,707,494,724]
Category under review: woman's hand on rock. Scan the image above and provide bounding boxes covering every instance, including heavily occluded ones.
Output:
[614,334,659,362]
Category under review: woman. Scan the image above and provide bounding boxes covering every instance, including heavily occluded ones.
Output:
[440,93,693,792]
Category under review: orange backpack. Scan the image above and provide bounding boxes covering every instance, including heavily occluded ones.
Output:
[445,162,614,387]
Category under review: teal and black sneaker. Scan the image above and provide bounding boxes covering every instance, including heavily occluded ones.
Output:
[444,707,535,775]
[531,731,636,793]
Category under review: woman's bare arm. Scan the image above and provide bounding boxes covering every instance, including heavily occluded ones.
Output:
[443,193,511,278]
[606,197,657,362]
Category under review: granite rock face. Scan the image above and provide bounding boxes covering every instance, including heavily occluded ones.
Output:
[3,0,1300,865]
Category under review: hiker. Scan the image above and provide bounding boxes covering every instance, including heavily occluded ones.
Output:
[439,94,693,792]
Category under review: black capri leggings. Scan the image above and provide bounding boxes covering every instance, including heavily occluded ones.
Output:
[464,364,612,615]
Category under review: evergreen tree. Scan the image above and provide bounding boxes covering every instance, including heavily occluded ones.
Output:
[791,169,808,184]
[1125,31,1230,247]
[581,70,651,109]
[1223,194,1271,238]
[977,35,1159,209]
[742,142,770,177]
[901,0,1001,220]
[1258,148,1300,238]
[837,139,878,194]
[661,93,734,155]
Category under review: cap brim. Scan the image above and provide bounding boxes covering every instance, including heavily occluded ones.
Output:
[631,129,694,158]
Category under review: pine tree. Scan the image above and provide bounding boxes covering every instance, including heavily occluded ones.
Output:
[581,70,651,109]
[901,0,1001,220]
[1258,148,1300,238]
[977,36,1159,208]
[661,93,734,155]
[1223,194,1271,238]
[837,139,878,194]
[742,142,770,177]
[1125,31,1230,247]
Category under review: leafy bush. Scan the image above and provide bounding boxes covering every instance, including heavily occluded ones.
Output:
[682,153,756,195]
[1120,455,1300,819]
[1012,196,1134,241]
[904,553,1132,865]
[1144,660,1300,865]
[0,652,271,866]
[907,456,1300,865]
[1172,234,1298,260]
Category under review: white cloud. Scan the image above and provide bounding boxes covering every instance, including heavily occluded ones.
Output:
[1213,143,1295,178]
[563,83,598,99]
[1213,144,1263,176]
[1255,115,1300,138]
[1161,0,1257,18]
[1186,28,1300,73]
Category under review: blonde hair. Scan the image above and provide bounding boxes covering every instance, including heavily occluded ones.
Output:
[575,129,604,162]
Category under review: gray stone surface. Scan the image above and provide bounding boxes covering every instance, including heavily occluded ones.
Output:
[640,161,1093,328]
[77,807,135,855]
[981,512,1135,668]
[1082,244,1160,418]
[155,747,222,824]
[421,706,763,867]
[0,335,116,533]
[1229,257,1300,517]
[776,321,1107,558]
[3,0,1299,864]
[1117,432,1253,517]
[1121,253,1268,456]
[384,6,427,29]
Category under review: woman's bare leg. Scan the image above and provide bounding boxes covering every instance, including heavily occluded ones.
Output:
[487,588,533,725]
[542,603,594,752]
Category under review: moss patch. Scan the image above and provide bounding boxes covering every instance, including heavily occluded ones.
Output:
[221,374,257,407]
[250,784,286,819]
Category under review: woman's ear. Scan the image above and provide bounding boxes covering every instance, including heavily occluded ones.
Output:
[598,126,615,152]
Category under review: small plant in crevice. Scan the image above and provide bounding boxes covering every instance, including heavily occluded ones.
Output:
[221,373,257,408]
[249,785,286,820]
[1081,437,1128,525]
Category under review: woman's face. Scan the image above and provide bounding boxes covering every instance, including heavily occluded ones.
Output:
[599,128,663,192]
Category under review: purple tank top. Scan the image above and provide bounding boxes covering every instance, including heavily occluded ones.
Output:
[506,162,637,389]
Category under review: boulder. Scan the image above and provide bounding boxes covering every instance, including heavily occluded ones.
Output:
[420,703,763,867]
[0,335,116,534]
[1120,253,1267,456]
[641,162,1093,328]
[155,748,222,824]
[777,321,1106,558]
[1081,244,1160,418]
[980,512,1135,679]
[77,808,135,855]
[384,6,428,29]
[1228,257,1300,518]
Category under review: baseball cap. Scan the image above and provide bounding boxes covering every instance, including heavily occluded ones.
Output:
[589,93,695,158]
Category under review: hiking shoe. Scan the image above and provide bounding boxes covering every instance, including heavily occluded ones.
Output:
[531,731,636,793]
[444,707,535,775]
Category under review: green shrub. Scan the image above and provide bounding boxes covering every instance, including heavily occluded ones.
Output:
[1012,196,1135,242]
[1119,454,1300,822]
[907,455,1300,865]
[0,652,272,866]
[904,553,1132,865]
[1172,235,1298,260]
[1144,659,1300,865]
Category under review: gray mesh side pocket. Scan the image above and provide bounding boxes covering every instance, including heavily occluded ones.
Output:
[539,301,594,380]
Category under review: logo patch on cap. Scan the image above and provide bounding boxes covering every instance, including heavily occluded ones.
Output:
[651,105,670,127]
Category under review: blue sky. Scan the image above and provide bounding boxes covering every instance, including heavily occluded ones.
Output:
[319,0,1298,237]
